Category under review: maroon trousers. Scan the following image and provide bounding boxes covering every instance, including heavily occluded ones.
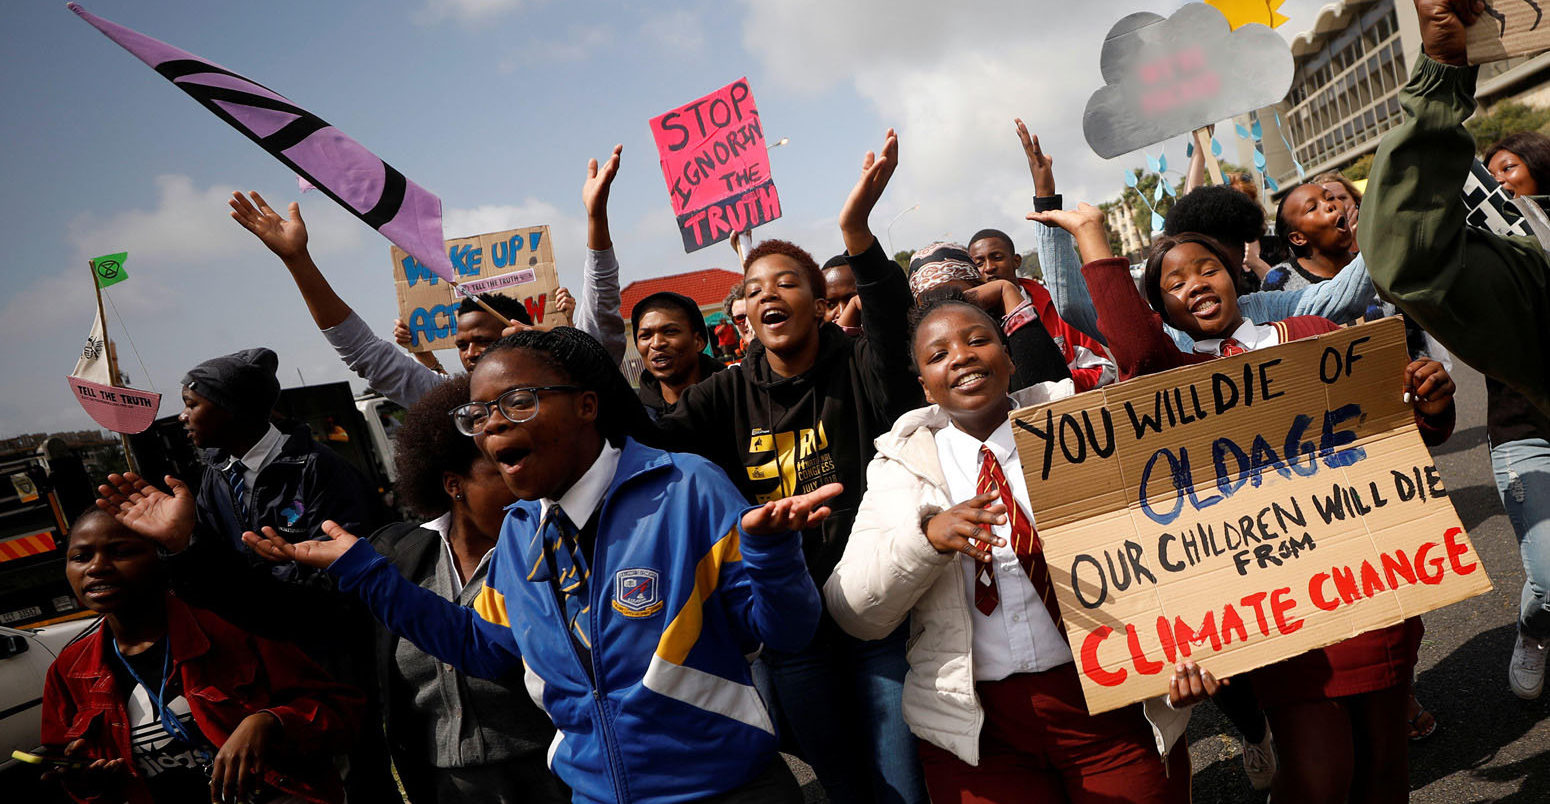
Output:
[917,663,1190,804]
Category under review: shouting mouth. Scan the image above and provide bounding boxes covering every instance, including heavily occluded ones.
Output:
[951,370,989,392]
[491,445,532,476]
[1189,295,1222,319]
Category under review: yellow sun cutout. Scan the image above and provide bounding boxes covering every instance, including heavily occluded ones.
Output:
[1206,0,1290,30]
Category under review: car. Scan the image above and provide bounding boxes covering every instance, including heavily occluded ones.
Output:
[0,615,98,782]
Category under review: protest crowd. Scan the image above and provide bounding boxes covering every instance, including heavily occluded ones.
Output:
[34,1,1550,802]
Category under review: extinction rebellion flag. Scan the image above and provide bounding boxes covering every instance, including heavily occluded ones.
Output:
[91,251,128,289]
[68,3,458,284]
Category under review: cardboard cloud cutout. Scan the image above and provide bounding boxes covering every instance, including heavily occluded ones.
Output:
[1083,3,1293,159]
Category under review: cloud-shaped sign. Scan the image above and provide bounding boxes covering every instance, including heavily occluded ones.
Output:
[1083,3,1293,159]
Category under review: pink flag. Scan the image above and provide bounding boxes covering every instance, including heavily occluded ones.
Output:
[68,3,455,282]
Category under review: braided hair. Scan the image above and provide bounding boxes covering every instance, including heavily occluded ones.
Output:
[482,327,649,447]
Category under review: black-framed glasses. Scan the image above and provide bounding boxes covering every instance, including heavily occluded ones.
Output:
[450,385,581,436]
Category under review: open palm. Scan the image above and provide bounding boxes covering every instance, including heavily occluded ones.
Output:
[229,190,308,260]
[243,520,358,569]
[96,473,196,552]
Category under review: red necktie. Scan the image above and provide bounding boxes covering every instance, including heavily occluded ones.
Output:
[1219,338,1248,357]
[976,446,1065,635]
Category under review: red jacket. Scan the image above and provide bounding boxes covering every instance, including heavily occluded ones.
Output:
[1014,277,1116,392]
[41,594,363,804]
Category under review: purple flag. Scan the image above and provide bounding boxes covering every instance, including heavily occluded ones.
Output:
[68,3,455,282]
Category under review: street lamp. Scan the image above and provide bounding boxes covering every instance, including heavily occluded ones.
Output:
[769,137,790,149]
[886,203,920,255]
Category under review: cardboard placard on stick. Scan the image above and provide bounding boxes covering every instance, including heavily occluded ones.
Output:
[1083,3,1293,159]
[649,77,782,253]
[1009,318,1491,714]
[391,225,567,353]
[1467,2,1550,64]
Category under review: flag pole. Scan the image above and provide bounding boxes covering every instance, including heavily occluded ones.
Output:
[90,258,140,476]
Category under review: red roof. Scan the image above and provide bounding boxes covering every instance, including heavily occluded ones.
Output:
[620,268,743,319]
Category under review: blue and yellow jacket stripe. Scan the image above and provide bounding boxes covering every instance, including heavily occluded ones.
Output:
[330,438,821,804]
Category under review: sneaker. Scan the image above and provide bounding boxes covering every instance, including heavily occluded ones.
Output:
[1240,727,1277,791]
[1510,632,1548,700]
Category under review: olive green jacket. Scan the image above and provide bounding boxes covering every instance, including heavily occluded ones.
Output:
[1360,55,1550,416]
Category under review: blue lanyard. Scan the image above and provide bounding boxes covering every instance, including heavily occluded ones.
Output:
[112,638,197,747]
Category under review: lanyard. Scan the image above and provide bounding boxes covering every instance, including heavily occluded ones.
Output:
[112,638,197,747]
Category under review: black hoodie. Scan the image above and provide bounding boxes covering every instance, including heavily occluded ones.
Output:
[637,352,727,420]
[652,239,920,583]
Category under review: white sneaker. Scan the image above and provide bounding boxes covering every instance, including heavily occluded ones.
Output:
[1240,726,1277,791]
[1509,632,1548,700]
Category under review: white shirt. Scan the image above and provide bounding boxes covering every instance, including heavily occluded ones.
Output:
[222,423,284,489]
[539,442,622,533]
[933,417,1073,681]
[1192,319,1281,357]
[424,511,495,598]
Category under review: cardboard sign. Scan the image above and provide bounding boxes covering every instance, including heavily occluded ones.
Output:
[390,225,568,353]
[649,77,782,252]
[1083,3,1294,159]
[67,377,161,434]
[1009,318,1491,713]
[1467,2,1550,64]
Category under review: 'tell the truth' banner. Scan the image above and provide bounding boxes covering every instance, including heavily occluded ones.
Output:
[649,77,782,253]
[1009,318,1491,714]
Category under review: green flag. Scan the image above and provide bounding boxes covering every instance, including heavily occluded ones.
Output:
[91,252,128,289]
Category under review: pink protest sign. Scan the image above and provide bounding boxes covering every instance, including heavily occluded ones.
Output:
[649,77,782,253]
[67,377,161,434]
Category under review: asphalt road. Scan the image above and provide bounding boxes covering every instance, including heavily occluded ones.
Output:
[789,360,1549,802]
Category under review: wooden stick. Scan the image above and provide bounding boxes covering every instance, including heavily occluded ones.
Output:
[89,258,139,475]
[1192,127,1226,186]
[452,281,518,324]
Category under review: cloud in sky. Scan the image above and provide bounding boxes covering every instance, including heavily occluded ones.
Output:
[641,9,708,57]
[417,0,542,25]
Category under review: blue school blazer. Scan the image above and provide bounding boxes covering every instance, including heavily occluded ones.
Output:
[329,437,820,804]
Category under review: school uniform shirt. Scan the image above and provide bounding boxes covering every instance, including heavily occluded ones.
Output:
[933,419,1073,680]
[1191,320,1282,357]
[223,423,285,493]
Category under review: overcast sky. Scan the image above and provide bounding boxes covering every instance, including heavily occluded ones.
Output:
[1,0,1335,436]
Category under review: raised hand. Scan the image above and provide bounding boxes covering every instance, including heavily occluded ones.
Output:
[742,483,844,536]
[1014,119,1056,198]
[393,317,414,348]
[95,473,196,553]
[242,521,359,569]
[209,712,280,803]
[553,286,576,320]
[584,145,622,250]
[1167,659,1225,708]
[838,129,900,255]
[924,491,1007,563]
[1415,0,1482,66]
[229,191,309,261]
[1027,203,1114,263]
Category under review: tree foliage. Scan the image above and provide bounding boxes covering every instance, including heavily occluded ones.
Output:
[1467,100,1550,152]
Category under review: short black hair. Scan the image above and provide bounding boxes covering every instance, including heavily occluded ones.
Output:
[392,374,479,519]
[482,327,647,447]
[1142,233,1242,327]
[457,293,533,326]
[906,289,1006,374]
[1163,186,1265,248]
[1273,184,1314,259]
[744,239,826,297]
[631,292,709,343]
[969,228,1015,252]
[821,254,849,271]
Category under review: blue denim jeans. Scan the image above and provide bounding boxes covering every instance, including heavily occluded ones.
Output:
[1492,438,1550,638]
[760,617,927,804]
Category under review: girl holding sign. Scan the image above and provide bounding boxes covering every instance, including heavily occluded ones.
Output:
[825,294,1214,803]
[1029,203,1455,804]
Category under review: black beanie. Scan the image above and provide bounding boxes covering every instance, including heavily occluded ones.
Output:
[182,347,281,424]
[630,292,709,343]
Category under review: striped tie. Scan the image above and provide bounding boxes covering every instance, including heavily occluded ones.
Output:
[225,460,249,523]
[543,504,592,650]
[977,446,1065,634]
